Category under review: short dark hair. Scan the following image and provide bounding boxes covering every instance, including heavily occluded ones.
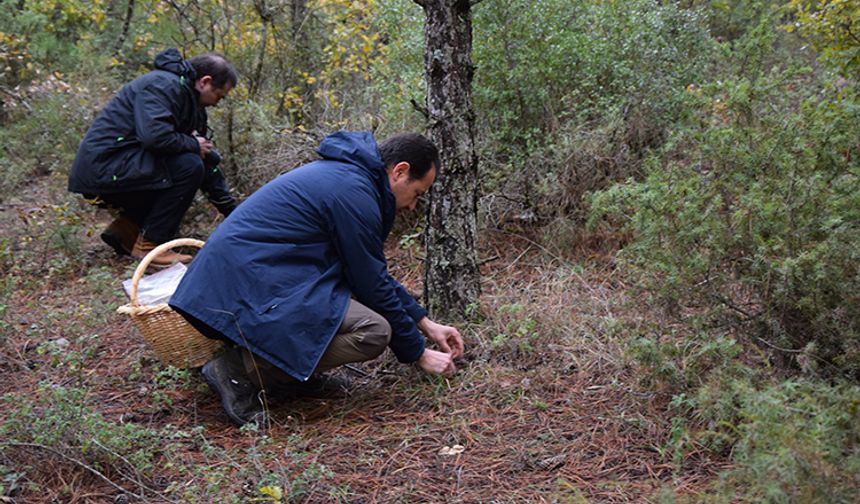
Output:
[378,133,440,180]
[189,53,238,89]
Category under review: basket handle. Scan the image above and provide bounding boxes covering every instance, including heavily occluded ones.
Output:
[129,238,205,306]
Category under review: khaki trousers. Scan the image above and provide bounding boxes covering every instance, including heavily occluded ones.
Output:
[242,299,392,388]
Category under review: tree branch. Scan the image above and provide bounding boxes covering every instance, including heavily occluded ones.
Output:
[112,0,135,56]
[410,98,430,120]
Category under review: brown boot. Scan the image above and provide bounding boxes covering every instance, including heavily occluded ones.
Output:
[131,234,193,267]
[100,215,139,256]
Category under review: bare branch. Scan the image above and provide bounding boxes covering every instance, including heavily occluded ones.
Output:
[112,0,136,56]
[410,98,430,120]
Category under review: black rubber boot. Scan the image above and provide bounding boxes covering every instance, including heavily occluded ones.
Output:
[201,347,268,427]
[282,372,351,399]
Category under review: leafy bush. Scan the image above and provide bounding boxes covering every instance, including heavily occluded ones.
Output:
[786,0,860,79]
[472,0,716,222]
[587,13,860,499]
[0,0,96,88]
[629,327,746,394]
[5,200,94,277]
[696,378,860,502]
[703,0,781,42]
[0,384,163,495]
[0,79,103,201]
[590,19,860,380]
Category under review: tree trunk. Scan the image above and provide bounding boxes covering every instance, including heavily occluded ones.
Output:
[276,0,311,123]
[417,0,481,320]
[112,0,135,56]
[249,0,270,99]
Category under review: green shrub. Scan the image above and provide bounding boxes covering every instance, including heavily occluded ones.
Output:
[786,0,860,80]
[472,0,716,222]
[475,0,713,143]
[0,384,163,490]
[629,327,746,394]
[0,89,99,202]
[589,13,860,499]
[704,0,781,42]
[0,0,91,89]
[698,378,860,502]
[6,199,94,276]
[367,0,425,133]
[590,31,860,380]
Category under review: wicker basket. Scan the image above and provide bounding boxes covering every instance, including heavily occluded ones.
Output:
[116,238,222,368]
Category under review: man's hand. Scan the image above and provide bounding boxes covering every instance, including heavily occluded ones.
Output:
[417,348,456,375]
[417,317,465,359]
[195,134,214,159]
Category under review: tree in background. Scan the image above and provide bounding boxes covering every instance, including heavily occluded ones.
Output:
[413,0,482,321]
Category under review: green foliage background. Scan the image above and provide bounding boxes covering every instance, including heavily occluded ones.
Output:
[2,0,859,500]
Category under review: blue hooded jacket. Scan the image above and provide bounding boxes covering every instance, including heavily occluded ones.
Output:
[170,132,428,380]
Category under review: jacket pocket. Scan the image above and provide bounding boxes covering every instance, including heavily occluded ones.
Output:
[95,148,165,190]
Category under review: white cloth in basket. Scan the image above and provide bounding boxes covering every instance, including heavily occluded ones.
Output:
[122,262,187,305]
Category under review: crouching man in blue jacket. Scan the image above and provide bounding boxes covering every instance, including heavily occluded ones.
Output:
[169,131,465,426]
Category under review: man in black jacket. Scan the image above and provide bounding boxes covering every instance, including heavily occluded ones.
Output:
[69,48,238,266]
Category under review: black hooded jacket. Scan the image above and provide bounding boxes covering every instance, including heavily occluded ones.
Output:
[68,48,234,213]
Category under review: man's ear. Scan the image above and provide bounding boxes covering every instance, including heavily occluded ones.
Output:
[392,161,411,181]
[195,75,213,90]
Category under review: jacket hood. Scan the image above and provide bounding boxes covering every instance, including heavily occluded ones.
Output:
[317,131,386,176]
[317,131,395,237]
[153,48,196,80]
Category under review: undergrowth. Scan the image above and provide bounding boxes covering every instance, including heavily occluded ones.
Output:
[590,6,860,502]
[0,384,337,502]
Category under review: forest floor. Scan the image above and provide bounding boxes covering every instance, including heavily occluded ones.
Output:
[0,174,729,503]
